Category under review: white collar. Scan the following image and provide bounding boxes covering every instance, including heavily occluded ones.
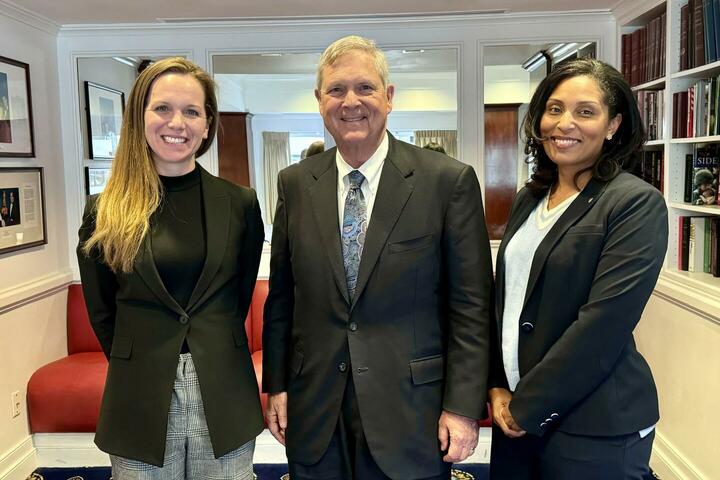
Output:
[336,132,388,193]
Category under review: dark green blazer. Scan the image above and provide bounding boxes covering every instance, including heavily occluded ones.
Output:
[77,166,264,466]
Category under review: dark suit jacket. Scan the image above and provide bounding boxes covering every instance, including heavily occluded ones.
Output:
[489,172,667,438]
[263,134,493,479]
[7,201,19,224]
[77,166,264,466]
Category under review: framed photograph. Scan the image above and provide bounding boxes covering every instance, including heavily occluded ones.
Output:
[0,56,35,157]
[85,81,124,159]
[0,167,46,255]
[84,166,111,195]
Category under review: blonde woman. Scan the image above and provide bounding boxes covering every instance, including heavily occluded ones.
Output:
[77,57,264,480]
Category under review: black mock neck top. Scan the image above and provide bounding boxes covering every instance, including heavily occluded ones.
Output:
[152,166,207,311]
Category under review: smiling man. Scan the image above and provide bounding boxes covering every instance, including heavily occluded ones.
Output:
[262,35,494,480]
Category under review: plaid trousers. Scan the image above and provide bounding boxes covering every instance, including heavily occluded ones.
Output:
[111,353,255,480]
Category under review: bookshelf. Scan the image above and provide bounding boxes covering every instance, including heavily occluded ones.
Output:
[616,0,720,288]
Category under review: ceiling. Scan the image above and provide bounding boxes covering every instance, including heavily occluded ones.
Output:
[8,0,618,25]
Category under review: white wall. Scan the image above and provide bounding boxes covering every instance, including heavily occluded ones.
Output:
[0,3,71,480]
[637,280,720,480]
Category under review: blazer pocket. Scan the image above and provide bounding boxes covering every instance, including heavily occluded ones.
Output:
[110,335,133,359]
[409,354,444,385]
[388,233,434,254]
[566,224,604,235]
[232,326,248,347]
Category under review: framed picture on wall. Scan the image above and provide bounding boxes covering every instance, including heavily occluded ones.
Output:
[0,167,46,255]
[84,166,111,195]
[0,56,35,158]
[85,81,124,159]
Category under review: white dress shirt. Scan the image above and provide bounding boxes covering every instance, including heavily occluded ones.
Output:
[336,132,388,234]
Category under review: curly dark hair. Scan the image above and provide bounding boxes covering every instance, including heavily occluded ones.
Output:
[522,58,646,197]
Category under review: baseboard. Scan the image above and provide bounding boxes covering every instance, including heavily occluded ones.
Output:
[33,427,492,468]
[650,430,707,480]
[33,433,109,468]
[0,436,37,480]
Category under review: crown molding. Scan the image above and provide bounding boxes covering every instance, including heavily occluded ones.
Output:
[0,0,59,35]
[57,9,613,35]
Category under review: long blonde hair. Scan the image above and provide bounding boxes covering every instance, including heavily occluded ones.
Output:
[82,57,219,273]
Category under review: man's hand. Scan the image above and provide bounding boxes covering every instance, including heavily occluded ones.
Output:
[265,392,288,445]
[438,410,479,463]
[488,387,526,438]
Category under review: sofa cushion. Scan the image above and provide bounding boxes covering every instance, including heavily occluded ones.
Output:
[27,352,108,433]
[67,284,102,355]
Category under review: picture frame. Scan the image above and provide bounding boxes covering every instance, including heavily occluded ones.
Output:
[84,166,111,195]
[84,81,124,159]
[0,167,46,255]
[0,55,35,157]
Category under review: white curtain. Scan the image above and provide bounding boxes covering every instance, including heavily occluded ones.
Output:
[414,130,458,159]
[263,131,290,224]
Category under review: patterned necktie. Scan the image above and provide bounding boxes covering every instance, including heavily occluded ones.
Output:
[342,170,367,299]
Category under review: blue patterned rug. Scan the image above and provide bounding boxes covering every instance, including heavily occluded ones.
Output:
[31,464,489,479]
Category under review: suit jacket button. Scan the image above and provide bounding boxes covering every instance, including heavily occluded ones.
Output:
[179,315,189,324]
[540,421,547,428]
[349,322,358,332]
[521,322,534,333]
[338,362,348,373]
[551,413,559,419]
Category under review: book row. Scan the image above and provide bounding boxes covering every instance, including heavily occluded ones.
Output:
[636,90,665,141]
[672,75,720,139]
[621,11,666,87]
[680,0,720,71]
[678,216,720,275]
[631,150,664,191]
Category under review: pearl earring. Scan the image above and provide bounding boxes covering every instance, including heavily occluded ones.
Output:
[606,132,613,140]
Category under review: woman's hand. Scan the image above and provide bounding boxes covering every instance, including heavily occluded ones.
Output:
[489,387,527,438]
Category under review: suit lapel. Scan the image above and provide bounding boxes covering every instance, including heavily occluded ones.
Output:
[308,150,351,305]
[133,228,185,316]
[522,178,607,310]
[352,137,414,308]
[186,169,230,312]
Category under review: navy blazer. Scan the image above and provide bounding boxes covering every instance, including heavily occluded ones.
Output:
[489,172,667,437]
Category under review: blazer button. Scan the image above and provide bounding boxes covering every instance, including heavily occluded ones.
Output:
[349,322,358,332]
[179,315,189,325]
[551,413,559,419]
[540,421,547,428]
[520,322,534,333]
[338,362,348,373]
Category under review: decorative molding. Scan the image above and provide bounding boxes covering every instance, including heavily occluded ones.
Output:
[653,274,720,327]
[0,436,36,480]
[0,0,59,35]
[58,10,614,35]
[651,430,707,480]
[0,270,73,314]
